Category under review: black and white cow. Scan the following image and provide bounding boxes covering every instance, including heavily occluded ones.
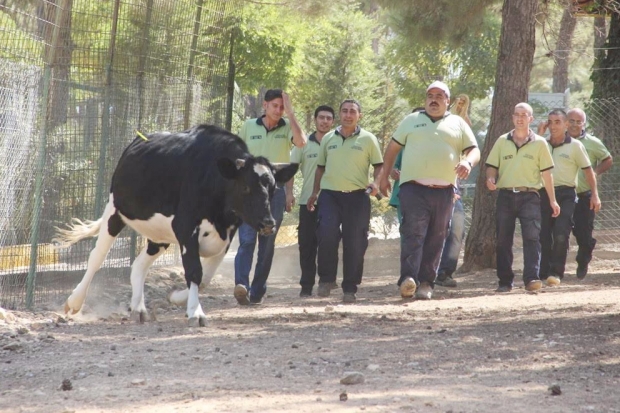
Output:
[54,124,298,327]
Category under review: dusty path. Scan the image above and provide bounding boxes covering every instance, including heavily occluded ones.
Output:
[1,239,619,413]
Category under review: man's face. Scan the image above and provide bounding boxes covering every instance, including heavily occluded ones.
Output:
[339,103,361,129]
[263,98,284,123]
[567,111,586,137]
[547,114,567,139]
[315,110,334,134]
[512,106,533,130]
[425,88,449,118]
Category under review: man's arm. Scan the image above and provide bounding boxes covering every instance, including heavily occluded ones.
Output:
[368,164,383,196]
[282,92,306,147]
[595,156,613,176]
[485,166,498,191]
[456,147,481,180]
[541,169,560,217]
[379,140,403,196]
[306,166,325,211]
[285,177,295,212]
[583,167,601,212]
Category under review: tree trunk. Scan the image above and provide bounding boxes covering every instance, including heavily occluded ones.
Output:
[593,16,607,62]
[461,0,538,271]
[552,7,577,93]
[592,12,620,98]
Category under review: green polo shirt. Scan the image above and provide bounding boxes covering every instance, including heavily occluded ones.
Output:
[546,136,591,188]
[290,132,323,205]
[317,126,383,192]
[239,116,293,163]
[486,130,554,189]
[575,132,611,193]
[392,112,477,186]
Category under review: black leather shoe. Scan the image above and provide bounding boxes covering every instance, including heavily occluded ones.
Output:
[576,263,588,280]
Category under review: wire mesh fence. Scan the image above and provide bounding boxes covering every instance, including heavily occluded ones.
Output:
[0,0,239,309]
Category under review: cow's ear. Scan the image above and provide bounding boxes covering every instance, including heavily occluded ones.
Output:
[273,163,299,185]
[218,158,244,179]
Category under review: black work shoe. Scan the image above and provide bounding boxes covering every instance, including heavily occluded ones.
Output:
[234,284,250,305]
[249,295,264,305]
[435,275,457,287]
[495,285,512,293]
[342,292,356,303]
[576,262,588,280]
[317,283,332,297]
[299,288,312,297]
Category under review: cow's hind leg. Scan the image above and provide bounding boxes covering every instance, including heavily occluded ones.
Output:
[65,202,125,314]
[129,240,169,323]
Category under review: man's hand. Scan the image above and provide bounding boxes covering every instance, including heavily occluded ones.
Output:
[486,177,497,191]
[307,193,318,211]
[455,160,472,180]
[590,193,602,212]
[550,201,560,218]
[537,121,548,135]
[390,168,400,181]
[285,192,295,213]
[366,181,380,197]
[282,92,294,116]
[379,176,392,197]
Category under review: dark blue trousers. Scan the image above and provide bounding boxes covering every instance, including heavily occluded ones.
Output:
[298,205,320,290]
[496,190,541,288]
[438,197,466,277]
[572,191,597,267]
[317,189,370,293]
[540,187,577,279]
[398,183,454,286]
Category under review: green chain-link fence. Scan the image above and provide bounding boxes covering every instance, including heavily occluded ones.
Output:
[0,0,239,309]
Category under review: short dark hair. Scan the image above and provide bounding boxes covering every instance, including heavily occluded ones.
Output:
[548,108,567,118]
[264,89,283,102]
[314,105,335,119]
[339,99,361,112]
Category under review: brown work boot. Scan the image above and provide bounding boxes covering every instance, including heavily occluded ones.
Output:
[399,277,417,298]
[525,280,542,292]
[546,275,561,287]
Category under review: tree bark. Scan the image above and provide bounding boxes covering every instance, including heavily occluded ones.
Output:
[592,12,620,98]
[552,7,577,93]
[461,0,538,271]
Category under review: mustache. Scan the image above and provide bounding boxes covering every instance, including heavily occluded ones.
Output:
[430,102,439,107]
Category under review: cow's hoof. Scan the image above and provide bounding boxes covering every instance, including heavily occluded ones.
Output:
[188,315,207,327]
[64,301,80,315]
[130,309,148,323]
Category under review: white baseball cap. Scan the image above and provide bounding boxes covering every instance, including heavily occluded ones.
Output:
[426,81,450,98]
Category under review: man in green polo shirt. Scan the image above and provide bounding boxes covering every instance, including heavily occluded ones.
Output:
[537,109,599,287]
[306,99,383,303]
[285,105,335,297]
[379,81,480,301]
[234,89,306,305]
[485,102,560,293]
[567,108,613,279]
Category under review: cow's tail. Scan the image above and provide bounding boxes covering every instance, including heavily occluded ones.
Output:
[53,218,102,248]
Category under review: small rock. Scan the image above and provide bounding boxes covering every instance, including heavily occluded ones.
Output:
[2,343,22,351]
[548,384,562,395]
[325,306,335,313]
[275,372,283,378]
[108,372,114,377]
[0,307,16,323]
[17,327,29,335]
[316,397,322,402]
[340,372,365,385]
[61,379,73,391]
[110,344,117,351]
[339,391,348,401]
[131,379,146,386]
[367,364,380,371]
[56,316,67,324]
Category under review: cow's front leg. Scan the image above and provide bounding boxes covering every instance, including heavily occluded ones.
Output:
[178,225,207,327]
[129,241,169,323]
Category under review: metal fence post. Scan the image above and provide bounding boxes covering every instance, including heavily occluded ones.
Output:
[26,0,72,308]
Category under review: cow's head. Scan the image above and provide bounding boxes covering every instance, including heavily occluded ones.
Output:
[218,156,298,236]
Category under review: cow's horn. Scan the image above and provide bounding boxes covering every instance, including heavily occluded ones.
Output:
[235,158,246,169]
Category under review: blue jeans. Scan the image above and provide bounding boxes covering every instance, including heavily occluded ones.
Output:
[496,190,541,288]
[234,186,285,300]
[317,189,369,293]
[540,187,576,279]
[398,183,454,286]
[438,197,466,277]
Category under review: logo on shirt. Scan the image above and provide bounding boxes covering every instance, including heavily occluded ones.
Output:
[559,153,570,159]
[414,123,427,128]
[327,144,338,150]
[250,135,262,140]
[307,153,318,158]
[503,155,513,160]
[275,134,286,139]
[351,145,363,151]
[523,154,534,160]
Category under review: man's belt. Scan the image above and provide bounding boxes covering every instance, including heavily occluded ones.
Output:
[500,187,539,193]
[410,180,452,189]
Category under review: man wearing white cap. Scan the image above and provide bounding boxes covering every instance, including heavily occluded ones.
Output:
[379,81,480,300]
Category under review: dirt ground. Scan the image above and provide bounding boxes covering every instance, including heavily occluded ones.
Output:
[1,238,620,413]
